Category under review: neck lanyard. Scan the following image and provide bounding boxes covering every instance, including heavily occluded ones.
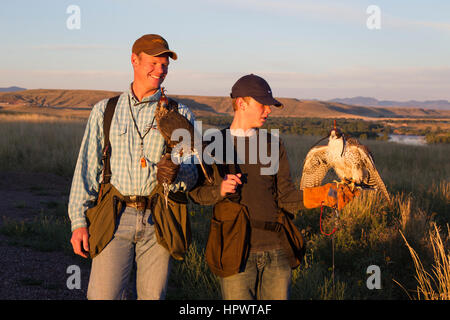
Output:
[128,96,156,168]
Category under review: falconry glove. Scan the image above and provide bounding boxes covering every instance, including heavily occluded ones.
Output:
[303,183,359,210]
[336,184,360,210]
[156,153,180,185]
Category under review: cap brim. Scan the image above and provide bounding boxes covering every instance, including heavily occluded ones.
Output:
[142,49,178,60]
[253,96,283,107]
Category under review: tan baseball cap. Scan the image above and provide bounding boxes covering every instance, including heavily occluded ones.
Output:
[132,34,178,60]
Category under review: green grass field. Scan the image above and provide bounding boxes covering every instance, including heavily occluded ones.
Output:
[0,114,448,300]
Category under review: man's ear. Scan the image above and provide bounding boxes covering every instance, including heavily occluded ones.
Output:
[131,52,139,67]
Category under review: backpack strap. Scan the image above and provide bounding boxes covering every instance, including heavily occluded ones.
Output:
[218,128,242,203]
[101,95,120,184]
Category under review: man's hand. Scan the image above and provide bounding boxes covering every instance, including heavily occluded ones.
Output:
[156,153,180,185]
[220,173,242,197]
[70,227,90,258]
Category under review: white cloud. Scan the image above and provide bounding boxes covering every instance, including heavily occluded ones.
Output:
[29,44,122,50]
[209,0,450,34]
[384,13,450,34]
[210,0,364,24]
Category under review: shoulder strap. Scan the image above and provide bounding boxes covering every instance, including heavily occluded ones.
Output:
[219,128,242,203]
[101,95,120,184]
[103,95,120,149]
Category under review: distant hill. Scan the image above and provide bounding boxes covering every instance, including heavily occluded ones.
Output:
[1,89,449,119]
[0,89,120,108]
[329,96,450,110]
[0,86,26,92]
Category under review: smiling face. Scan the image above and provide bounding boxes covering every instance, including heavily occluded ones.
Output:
[132,52,169,96]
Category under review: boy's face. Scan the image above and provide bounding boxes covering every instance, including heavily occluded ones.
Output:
[240,97,272,128]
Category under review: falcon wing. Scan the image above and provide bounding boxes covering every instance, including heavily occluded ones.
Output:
[157,109,214,184]
[350,139,390,202]
[157,109,196,148]
[300,145,331,190]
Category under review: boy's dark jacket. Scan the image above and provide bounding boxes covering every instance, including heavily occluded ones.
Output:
[188,128,306,272]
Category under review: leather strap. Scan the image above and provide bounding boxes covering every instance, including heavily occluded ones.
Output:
[101,95,120,184]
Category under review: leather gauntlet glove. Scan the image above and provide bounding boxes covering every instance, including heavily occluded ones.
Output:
[303,183,360,210]
[156,153,180,185]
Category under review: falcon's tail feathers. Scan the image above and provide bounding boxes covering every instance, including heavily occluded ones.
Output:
[372,170,391,203]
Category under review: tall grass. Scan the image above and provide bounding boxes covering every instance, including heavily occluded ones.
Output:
[396,223,450,300]
[0,113,85,177]
[0,114,448,299]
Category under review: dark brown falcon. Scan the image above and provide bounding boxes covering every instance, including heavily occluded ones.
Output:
[154,88,214,193]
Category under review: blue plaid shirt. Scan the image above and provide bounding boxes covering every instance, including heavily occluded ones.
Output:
[68,86,198,231]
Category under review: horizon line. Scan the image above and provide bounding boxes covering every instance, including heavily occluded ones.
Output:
[1,86,450,104]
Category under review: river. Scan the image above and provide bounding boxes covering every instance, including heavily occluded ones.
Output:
[388,134,426,146]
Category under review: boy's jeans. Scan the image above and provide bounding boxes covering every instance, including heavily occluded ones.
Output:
[87,206,171,300]
[219,248,292,300]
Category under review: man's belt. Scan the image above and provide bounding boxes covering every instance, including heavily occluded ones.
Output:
[123,195,148,211]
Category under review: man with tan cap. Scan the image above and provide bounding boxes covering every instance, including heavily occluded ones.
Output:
[68,34,197,299]
[189,74,359,300]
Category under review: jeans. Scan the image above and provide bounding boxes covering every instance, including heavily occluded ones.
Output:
[87,206,171,300]
[219,248,292,300]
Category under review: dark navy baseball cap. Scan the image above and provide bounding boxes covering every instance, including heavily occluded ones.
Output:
[230,74,282,107]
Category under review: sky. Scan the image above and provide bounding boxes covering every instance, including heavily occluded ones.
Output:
[0,0,449,101]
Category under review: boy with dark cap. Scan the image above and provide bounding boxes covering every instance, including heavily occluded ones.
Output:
[189,74,358,299]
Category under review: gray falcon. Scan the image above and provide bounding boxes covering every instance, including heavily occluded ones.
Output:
[300,122,390,202]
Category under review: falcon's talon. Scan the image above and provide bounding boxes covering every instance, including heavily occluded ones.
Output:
[348,180,356,192]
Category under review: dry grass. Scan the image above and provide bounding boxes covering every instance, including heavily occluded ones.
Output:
[396,223,450,300]
[0,113,83,123]
[0,114,448,299]
[0,114,85,176]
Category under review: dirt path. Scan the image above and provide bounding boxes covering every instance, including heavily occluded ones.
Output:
[0,172,90,300]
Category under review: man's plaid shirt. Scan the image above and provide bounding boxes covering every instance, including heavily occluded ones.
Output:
[68,87,198,231]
